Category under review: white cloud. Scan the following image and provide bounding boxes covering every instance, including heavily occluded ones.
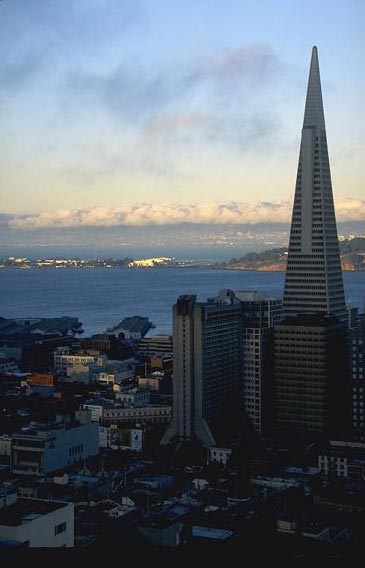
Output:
[8,196,365,229]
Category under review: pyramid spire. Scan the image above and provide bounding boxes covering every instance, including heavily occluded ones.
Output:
[283,47,346,321]
[303,46,326,130]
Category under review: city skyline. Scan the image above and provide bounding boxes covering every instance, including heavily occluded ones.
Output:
[1,3,365,557]
[0,0,364,230]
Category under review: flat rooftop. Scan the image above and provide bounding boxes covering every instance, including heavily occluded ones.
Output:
[111,317,152,333]
[14,420,86,438]
[0,498,69,527]
[192,526,234,540]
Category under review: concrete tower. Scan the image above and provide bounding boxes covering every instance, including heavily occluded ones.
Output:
[161,293,243,447]
[283,46,346,321]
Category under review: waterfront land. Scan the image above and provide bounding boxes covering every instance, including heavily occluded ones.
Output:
[220,237,365,271]
[1,237,365,271]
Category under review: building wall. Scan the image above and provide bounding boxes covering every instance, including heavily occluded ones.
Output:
[44,422,99,473]
[351,315,365,437]
[162,294,243,447]
[274,316,348,434]
[103,406,171,425]
[0,435,11,457]
[0,500,74,547]
[208,447,232,466]
[11,422,99,476]
[243,327,272,434]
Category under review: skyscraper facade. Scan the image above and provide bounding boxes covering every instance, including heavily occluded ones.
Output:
[236,291,283,434]
[350,314,365,439]
[162,292,243,447]
[283,46,346,321]
[275,47,349,434]
[275,314,348,433]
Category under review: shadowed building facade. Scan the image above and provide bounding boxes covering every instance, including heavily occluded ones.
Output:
[162,292,243,447]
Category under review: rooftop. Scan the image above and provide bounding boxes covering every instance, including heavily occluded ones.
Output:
[0,316,82,338]
[192,526,234,540]
[0,497,70,527]
[109,317,153,334]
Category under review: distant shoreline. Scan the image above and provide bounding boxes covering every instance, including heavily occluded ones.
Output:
[0,264,364,273]
[1,238,365,271]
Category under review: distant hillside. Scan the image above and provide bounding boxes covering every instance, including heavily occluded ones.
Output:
[221,238,365,271]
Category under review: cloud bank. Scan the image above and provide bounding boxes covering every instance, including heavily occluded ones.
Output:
[8,196,365,229]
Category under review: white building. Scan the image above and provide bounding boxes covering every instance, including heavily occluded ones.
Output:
[82,402,104,423]
[54,348,107,384]
[318,440,365,479]
[115,387,150,406]
[208,447,232,467]
[93,371,119,385]
[99,426,112,448]
[103,405,172,426]
[81,396,172,430]
[11,413,99,476]
[0,484,74,548]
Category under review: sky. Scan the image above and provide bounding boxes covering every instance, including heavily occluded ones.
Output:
[0,0,364,228]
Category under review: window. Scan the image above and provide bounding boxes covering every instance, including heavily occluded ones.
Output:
[55,522,67,535]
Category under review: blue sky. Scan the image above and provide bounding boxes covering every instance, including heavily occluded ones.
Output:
[0,0,364,226]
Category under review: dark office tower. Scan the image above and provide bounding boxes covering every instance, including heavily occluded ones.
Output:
[275,314,348,434]
[161,292,243,447]
[350,314,365,439]
[283,46,346,321]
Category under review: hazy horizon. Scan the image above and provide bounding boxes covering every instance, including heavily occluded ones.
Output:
[0,0,364,229]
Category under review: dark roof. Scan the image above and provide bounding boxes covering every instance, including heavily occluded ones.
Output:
[0,317,81,338]
[0,498,70,527]
[111,317,152,333]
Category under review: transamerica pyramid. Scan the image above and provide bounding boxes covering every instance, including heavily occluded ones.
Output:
[283,46,346,321]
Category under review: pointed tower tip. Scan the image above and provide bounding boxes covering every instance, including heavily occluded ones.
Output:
[303,45,325,129]
[311,46,319,63]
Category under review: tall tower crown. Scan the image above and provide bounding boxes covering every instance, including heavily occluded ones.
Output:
[303,46,325,130]
[283,47,346,320]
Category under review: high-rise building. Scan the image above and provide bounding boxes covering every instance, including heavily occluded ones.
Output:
[161,292,243,447]
[275,314,348,433]
[236,291,283,434]
[350,314,365,439]
[283,46,346,321]
[274,47,349,435]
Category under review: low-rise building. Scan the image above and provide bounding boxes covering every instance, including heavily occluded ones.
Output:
[93,370,128,385]
[107,316,154,341]
[208,447,232,467]
[103,405,172,427]
[0,484,74,548]
[11,413,99,476]
[0,435,11,457]
[318,440,365,479]
[115,387,150,406]
[21,378,55,398]
[138,376,162,391]
[98,425,143,452]
[54,347,108,384]
[137,334,173,358]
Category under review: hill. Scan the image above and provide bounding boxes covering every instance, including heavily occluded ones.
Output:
[222,238,365,271]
